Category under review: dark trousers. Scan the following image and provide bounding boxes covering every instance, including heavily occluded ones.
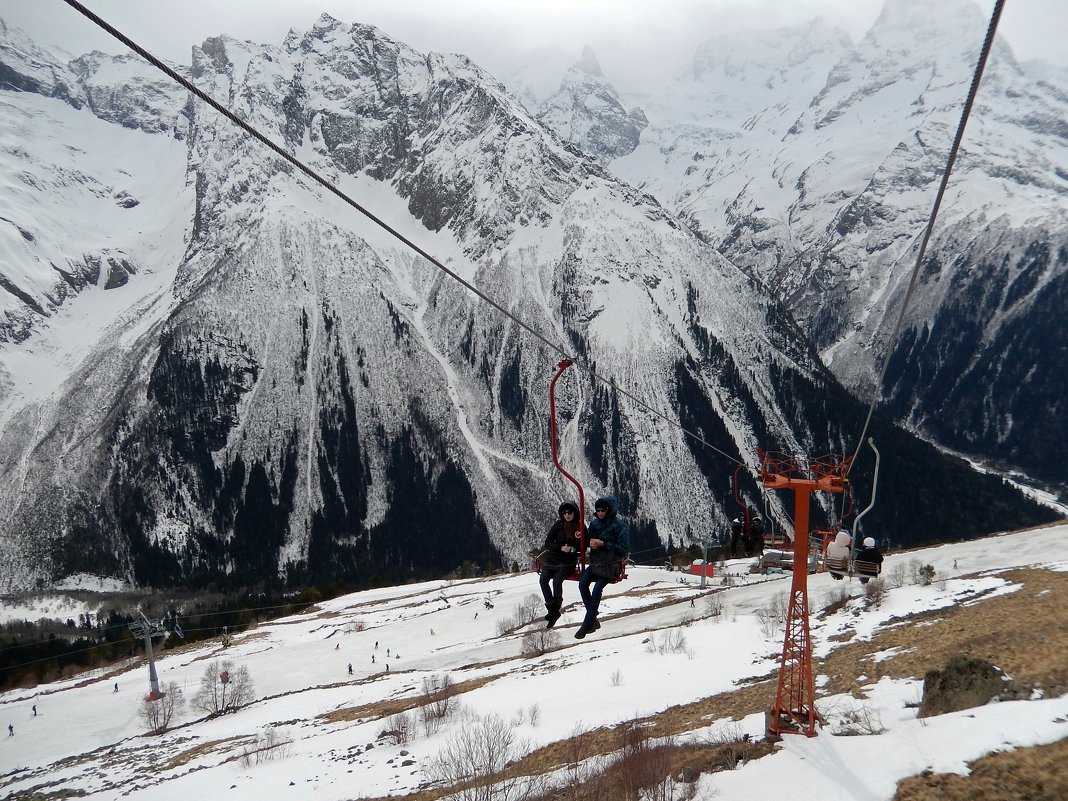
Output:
[539,566,570,607]
[578,566,610,620]
[730,533,743,557]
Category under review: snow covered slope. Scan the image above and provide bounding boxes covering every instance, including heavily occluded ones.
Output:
[1,525,1066,800]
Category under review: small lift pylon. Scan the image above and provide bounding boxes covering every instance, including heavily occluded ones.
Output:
[758,450,852,739]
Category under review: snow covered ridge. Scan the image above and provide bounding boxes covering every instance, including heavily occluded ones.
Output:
[0,12,1058,594]
[1,526,1067,800]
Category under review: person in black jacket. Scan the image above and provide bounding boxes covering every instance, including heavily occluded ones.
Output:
[575,496,630,639]
[729,518,745,557]
[746,514,765,557]
[539,501,582,628]
[855,536,884,584]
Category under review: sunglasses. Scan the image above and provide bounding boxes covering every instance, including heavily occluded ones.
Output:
[562,510,575,516]
[595,507,608,513]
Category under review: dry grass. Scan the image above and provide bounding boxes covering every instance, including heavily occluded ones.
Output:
[892,736,1068,801]
[820,568,1068,698]
[163,736,249,770]
[317,675,498,724]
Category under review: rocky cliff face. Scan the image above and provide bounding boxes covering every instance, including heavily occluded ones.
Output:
[0,12,1055,593]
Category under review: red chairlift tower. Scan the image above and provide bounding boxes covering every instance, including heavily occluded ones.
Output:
[758,450,852,739]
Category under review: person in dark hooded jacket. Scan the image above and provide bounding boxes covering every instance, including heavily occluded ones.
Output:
[575,495,630,639]
[539,501,582,627]
[855,536,884,584]
[729,518,745,557]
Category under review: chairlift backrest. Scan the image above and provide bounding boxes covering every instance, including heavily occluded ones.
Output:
[853,559,882,578]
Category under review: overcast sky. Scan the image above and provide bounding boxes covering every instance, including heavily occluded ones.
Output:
[3,0,1066,92]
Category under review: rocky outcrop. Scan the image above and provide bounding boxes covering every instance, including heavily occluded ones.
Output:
[919,654,1032,717]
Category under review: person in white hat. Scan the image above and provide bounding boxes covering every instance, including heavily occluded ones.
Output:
[856,536,884,584]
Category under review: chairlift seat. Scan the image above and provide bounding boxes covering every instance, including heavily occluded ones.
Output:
[853,559,882,578]
[532,554,627,583]
[761,549,818,574]
[824,555,849,574]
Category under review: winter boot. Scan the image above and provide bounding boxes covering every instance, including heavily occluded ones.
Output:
[545,601,562,628]
[574,612,598,639]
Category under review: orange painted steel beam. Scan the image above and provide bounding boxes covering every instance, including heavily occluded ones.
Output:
[758,450,851,739]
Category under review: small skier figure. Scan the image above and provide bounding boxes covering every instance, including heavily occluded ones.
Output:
[32,704,37,716]
[335,643,339,650]
[347,663,353,675]
[7,724,12,736]
[372,654,376,664]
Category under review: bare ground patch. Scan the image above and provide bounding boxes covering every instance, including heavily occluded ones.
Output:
[317,674,499,724]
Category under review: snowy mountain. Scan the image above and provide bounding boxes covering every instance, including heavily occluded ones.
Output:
[0,12,1057,594]
[537,45,648,162]
[597,0,1068,491]
[2,526,1067,799]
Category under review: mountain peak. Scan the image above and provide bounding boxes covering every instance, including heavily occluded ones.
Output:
[539,46,648,161]
[311,12,345,33]
[576,45,603,77]
[871,0,985,30]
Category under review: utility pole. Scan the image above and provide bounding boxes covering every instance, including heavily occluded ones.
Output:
[700,540,709,589]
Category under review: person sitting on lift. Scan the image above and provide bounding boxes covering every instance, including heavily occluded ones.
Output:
[855,537,884,583]
[538,501,582,628]
[826,529,852,579]
[745,514,765,556]
[575,496,630,639]
[729,517,745,557]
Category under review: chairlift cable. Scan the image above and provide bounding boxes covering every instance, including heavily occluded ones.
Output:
[846,0,1006,475]
[2,637,141,672]
[60,0,743,468]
